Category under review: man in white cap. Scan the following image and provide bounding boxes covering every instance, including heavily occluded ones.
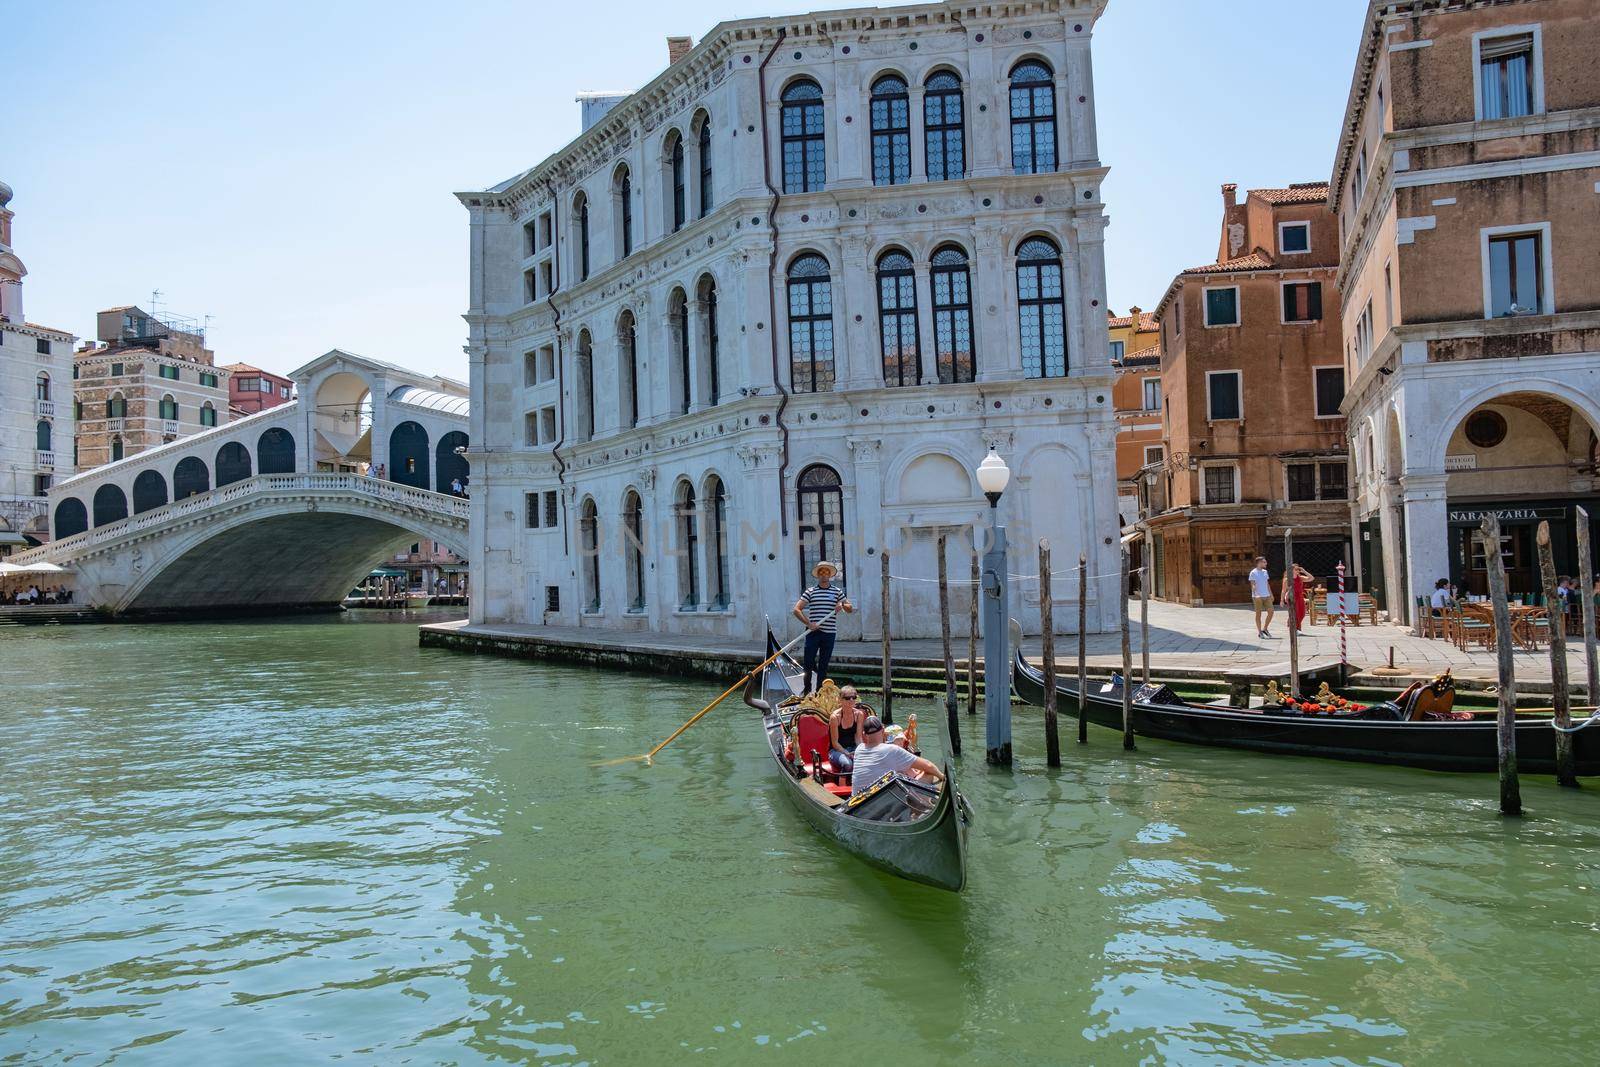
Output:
[793,560,853,694]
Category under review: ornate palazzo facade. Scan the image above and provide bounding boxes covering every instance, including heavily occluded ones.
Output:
[459,0,1119,641]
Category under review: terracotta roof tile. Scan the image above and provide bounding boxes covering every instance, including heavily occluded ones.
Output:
[1182,252,1273,275]
[1113,348,1162,369]
[1107,311,1158,331]
[1252,182,1330,205]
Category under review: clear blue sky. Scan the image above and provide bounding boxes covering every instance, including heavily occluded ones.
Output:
[11,0,1365,380]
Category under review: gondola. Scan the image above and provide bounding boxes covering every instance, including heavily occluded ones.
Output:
[1012,646,1600,776]
[742,627,970,891]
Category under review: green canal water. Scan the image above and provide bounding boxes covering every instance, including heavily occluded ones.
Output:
[3,616,1598,1065]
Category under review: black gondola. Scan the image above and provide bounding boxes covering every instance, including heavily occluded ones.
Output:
[1013,648,1600,776]
[742,627,970,891]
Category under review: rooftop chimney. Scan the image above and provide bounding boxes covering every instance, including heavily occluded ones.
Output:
[667,36,694,64]
[1221,182,1238,209]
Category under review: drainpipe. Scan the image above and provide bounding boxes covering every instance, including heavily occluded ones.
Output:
[547,187,570,557]
[758,28,790,536]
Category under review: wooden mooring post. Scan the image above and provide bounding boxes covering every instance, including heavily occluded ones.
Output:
[1536,521,1578,788]
[938,533,960,755]
[880,549,893,726]
[1578,506,1598,708]
[967,548,979,717]
[1120,545,1135,751]
[1077,552,1088,744]
[1285,528,1300,697]
[1481,514,1522,816]
[1040,539,1061,767]
[1139,529,1151,685]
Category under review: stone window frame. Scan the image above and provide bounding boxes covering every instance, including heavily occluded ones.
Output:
[1277,220,1311,257]
[1199,461,1240,506]
[1204,368,1242,422]
[1471,24,1544,122]
[1312,365,1345,420]
[1279,278,1324,324]
[1479,220,1554,318]
[1202,284,1241,328]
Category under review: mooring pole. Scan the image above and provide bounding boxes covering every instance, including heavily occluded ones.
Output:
[982,512,1012,765]
[967,548,979,717]
[1481,514,1522,816]
[1120,545,1135,751]
[1040,539,1060,767]
[1139,529,1151,686]
[1286,528,1300,698]
[1336,560,1349,688]
[938,533,958,751]
[1077,552,1088,744]
[1536,521,1578,788]
[1577,506,1597,709]
[880,549,893,726]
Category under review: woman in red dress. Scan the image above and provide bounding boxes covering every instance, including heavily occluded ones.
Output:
[1282,564,1312,634]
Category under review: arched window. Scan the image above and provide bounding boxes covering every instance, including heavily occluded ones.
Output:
[787,253,835,393]
[580,498,601,612]
[93,484,128,528]
[389,420,431,489]
[870,74,911,186]
[676,481,699,610]
[258,427,296,474]
[669,289,691,416]
[1009,60,1057,175]
[698,274,720,407]
[174,456,210,500]
[706,474,729,609]
[668,131,686,232]
[697,114,713,217]
[106,393,127,419]
[35,420,51,452]
[877,249,920,387]
[200,401,218,427]
[54,497,88,538]
[111,436,124,462]
[618,311,640,428]
[35,373,50,401]
[796,464,844,591]
[132,469,168,514]
[931,245,976,384]
[781,80,825,193]
[216,441,252,486]
[623,490,646,612]
[574,191,591,281]
[575,329,595,442]
[435,431,468,494]
[924,70,965,181]
[1017,237,1068,378]
[616,166,633,258]
[159,394,178,421]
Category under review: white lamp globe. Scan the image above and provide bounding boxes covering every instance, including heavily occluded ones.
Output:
[976,449,1011,504]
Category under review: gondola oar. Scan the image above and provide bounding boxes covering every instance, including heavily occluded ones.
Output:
[593,609,837,767]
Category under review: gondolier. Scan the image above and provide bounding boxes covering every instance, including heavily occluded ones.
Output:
[794,561,853,695]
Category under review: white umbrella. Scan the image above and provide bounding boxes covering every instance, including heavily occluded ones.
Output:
[3,561,66,574]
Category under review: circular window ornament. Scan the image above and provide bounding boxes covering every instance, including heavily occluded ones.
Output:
[1465,409,1507,449]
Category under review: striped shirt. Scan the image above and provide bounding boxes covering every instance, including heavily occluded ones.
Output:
[801,584,845,633]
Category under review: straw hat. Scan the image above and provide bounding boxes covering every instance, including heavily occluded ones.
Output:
[812,560,839,580]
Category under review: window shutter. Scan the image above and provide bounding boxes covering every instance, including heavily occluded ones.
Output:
[1479,33,1532,60]
[1307,283,1322,321]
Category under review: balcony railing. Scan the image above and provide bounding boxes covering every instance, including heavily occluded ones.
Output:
[35,399,55,418]
[162,419,180,436]
[36,451,55,469]
[106,417,125,432]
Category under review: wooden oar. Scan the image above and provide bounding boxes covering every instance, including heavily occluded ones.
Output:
[593,611,836,768]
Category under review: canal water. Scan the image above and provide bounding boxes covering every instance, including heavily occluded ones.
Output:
[3,616,1598,1065]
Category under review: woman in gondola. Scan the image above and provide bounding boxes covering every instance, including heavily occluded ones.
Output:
[827,685,867,774]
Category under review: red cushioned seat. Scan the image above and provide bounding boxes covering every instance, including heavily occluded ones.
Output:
[793,711,847,783]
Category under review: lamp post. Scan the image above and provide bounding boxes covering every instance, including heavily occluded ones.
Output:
[976,449,1013,766]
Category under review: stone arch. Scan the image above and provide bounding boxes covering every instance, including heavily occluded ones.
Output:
[174,456,210,500]
[313,370,373,470]
[667,287,691,415]
[673,477,699,609]
[1422,379,1600,473]
[896,450,974,504]
[216,441,252,486]
[695,272,721,407]
[579,495,601,613]
[622,487,646,612]
[701,471,730,610]
[132,469,169,514]
[389,420,430,489]
[54,497,87,538]
[258,427,295,474]
[435,431,469,493]
[93,483,128,527]
[574,328,596,442]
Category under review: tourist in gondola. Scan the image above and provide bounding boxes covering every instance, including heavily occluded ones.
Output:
[793,561,852,695]
[849,716,943,797]
[828,685,867,774]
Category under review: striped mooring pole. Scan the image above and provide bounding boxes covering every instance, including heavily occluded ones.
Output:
[1336,561,1348,686]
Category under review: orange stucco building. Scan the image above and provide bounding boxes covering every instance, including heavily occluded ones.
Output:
[1110,307,1162,522]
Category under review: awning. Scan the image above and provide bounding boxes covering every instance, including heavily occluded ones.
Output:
[0,531,28,546]
[367,567,407,577]
[0,560,69,575]
[1120,529,1143,545]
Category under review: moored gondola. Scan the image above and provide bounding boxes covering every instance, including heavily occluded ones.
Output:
[743,627,970,891]
[1012,648,1600,776]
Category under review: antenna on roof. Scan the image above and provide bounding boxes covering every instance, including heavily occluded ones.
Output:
[150,288,163,317]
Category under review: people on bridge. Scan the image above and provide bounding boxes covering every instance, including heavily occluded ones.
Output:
[849,716,943,797]
[793,561,852,696]
[450,477,464,497]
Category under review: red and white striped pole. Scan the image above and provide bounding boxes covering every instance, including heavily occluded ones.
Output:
[1336,561,1348,686]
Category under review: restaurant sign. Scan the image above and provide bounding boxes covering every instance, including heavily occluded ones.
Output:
[1447,506,1566,524]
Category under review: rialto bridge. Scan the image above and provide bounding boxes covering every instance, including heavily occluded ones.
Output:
[11,350,471,616]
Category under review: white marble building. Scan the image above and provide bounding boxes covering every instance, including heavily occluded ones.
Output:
[458,0,1119,641]
[0,180,76,551]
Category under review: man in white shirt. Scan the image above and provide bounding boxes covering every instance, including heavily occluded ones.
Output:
[1248,557,1275,638]
[848,716,944,797]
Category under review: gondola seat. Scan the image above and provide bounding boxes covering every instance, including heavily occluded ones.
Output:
[792,710,848,784]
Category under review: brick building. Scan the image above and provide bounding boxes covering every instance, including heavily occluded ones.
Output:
[223,362,294,417]
[73,307,231,469]
[1145,182,1348,604]
[1336,0,1600,619]
[1108,306,1162,522]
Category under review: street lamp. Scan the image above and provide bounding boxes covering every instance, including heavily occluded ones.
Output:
[976,448,1013,765]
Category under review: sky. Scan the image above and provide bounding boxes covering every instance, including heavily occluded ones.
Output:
[10,0,1367,381]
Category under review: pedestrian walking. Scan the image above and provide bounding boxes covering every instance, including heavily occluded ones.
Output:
[1248,556,1275,638]
[793,561,853,695]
